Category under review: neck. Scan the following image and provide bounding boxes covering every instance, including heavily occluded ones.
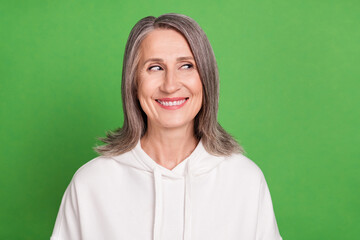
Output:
[140,121,199,170]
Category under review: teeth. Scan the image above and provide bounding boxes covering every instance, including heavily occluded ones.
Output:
[158,99,186,106]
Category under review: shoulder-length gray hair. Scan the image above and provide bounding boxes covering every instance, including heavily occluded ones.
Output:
[94,13,244,156]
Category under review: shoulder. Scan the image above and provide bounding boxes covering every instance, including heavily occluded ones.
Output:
[221,153,265,182]
[224,153,262,173]
[70,150,136,185]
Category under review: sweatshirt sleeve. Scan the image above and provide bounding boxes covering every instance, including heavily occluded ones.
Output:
[50,179,82,240]
[256,172,283,240]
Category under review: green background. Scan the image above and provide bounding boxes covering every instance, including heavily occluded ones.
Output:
[1,0,359,239]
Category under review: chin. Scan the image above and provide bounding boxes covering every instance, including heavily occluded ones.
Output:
[156,117,192,129]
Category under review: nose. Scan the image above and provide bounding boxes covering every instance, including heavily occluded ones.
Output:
[159,68,181,93]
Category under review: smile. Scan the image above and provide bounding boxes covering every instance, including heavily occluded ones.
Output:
[155,97,189,109]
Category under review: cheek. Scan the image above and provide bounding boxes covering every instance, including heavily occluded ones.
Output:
[137,78,154,100]
[137,82,151,111]
[137,78,162,115]
[137,70,162,100]
[189,76,203,99]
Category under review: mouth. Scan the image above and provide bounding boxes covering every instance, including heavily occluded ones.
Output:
[155,97,189,108]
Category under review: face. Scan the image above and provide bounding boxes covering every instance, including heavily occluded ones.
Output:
[137,29,203,131]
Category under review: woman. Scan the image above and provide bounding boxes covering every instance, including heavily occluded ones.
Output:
[51,13,282,240]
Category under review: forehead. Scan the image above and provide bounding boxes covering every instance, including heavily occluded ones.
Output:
[139,29,193,59]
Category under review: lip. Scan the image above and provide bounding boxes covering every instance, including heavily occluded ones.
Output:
[155,97,189,110]
[156,97,188,101]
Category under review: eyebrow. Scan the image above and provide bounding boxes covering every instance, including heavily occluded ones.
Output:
[142,56,194,66]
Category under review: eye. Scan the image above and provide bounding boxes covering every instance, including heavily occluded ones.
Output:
[148,65,163,71]
[181,63,194,69]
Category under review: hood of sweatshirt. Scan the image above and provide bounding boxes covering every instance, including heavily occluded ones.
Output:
[111,138,225,240]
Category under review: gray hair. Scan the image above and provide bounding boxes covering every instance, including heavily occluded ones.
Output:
[94,13,244,156]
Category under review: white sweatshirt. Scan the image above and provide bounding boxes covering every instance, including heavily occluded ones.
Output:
[51,139,282,240]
